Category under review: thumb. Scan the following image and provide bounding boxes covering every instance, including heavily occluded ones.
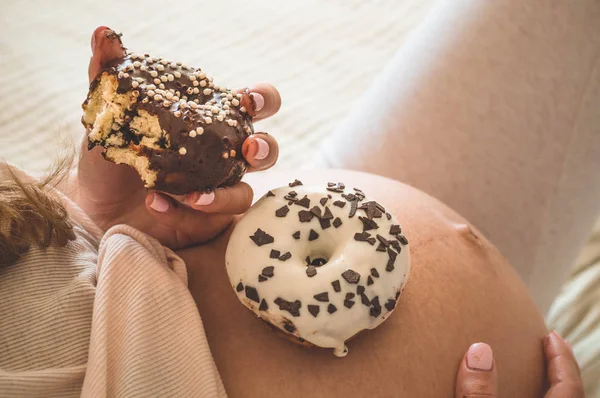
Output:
[455,342,498,398]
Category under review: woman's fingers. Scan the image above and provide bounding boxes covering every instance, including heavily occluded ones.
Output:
[145,193,233,246]
[184,182,254,214]
[88,26,126,83]
[238,83,282,122]
[544,331,585,398]
[242,133,279,172]
[455,342,498,398]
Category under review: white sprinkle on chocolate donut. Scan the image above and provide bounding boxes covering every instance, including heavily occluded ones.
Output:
[226,182,410,357]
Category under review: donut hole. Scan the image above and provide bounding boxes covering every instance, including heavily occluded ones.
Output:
[304,254,330,267]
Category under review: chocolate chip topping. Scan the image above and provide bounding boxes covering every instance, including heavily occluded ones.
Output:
[386,249,398,272]
[359,216,379,231]
[245,286,260,303]
[295,196,311,208]
[349,201,358,218]
[279,252,292,261]
[259,299,269,311]
[266,191,275,197]
[258,275,268,282]
[389,225,402,235]
[250,228,274,246]
[357,285,366,295]
[319,218,331,230]
[308,229,319,241]
[370,297,382,318]
[344,300,355,309]
[331,280,341,292]
[298,210,314,223]
[333,218,343,228]
[320,197,328,206]
[261,266,274,278]
[236,282,244,292]
[326,182,345,193]
[270,249,280,259]
[345,292,355,300]
[310,206,322,218]
[359,201,383,219]
[327,304,338,314]
[354,232,372,242]
[390,240,402,253]
[367,237,376,245]
[289,179,303,187]
[386,213,392,220]
[274,298,301,317]
[398,235,409,245]
[385,299,396,311]
[367,276,374,286]
[292,231,301,239]
[370,268,380,278]
[275,205,290,217]
[283,320,296,333]
[342,269,361,284]
[376,234,390,247]
[308,305,320,317]
[396,291,402,299]
[287,191,298,198]
[314,292,329,302]
[360,293,371,306]
[322,207,334,220]
[306,266,317,277]
[376,243,387,252]
[333,200,346,208]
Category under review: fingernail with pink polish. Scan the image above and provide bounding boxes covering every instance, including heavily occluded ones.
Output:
[466,343,493,371]
[195,191,215,206]
[254,137,269,160]
[250,92,265,112]
[149,194,169,212]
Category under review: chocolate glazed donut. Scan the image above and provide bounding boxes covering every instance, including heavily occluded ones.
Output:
[82,34,255,195]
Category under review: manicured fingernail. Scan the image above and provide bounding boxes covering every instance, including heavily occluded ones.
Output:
[466,343,493,371]
[250,92,265,112]
[254,137,269,160]
[149,193,169,212]
[195,191,215,206]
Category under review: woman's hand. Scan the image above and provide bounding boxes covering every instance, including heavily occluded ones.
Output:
[455,331,585,397]
[73,26,281,249]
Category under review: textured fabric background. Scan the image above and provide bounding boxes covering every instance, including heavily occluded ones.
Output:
[0,0,597,395]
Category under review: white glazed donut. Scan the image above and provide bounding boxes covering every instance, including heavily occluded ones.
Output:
[225,180,411,357]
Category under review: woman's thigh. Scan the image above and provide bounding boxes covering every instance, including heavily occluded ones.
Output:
[181,170,547,398]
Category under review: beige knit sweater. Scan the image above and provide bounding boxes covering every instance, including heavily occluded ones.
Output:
[0,166,226,397]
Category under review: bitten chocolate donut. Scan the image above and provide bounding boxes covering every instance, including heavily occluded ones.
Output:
[82,38,254,194]
[225,180,411,357]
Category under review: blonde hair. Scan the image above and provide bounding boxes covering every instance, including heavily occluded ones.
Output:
[0,156,76,266]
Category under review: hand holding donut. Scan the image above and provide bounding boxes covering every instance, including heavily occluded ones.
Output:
[76,26,280,249]
[455,332,585,397]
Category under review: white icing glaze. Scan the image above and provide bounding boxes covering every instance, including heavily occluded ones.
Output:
[225,182,410,357]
